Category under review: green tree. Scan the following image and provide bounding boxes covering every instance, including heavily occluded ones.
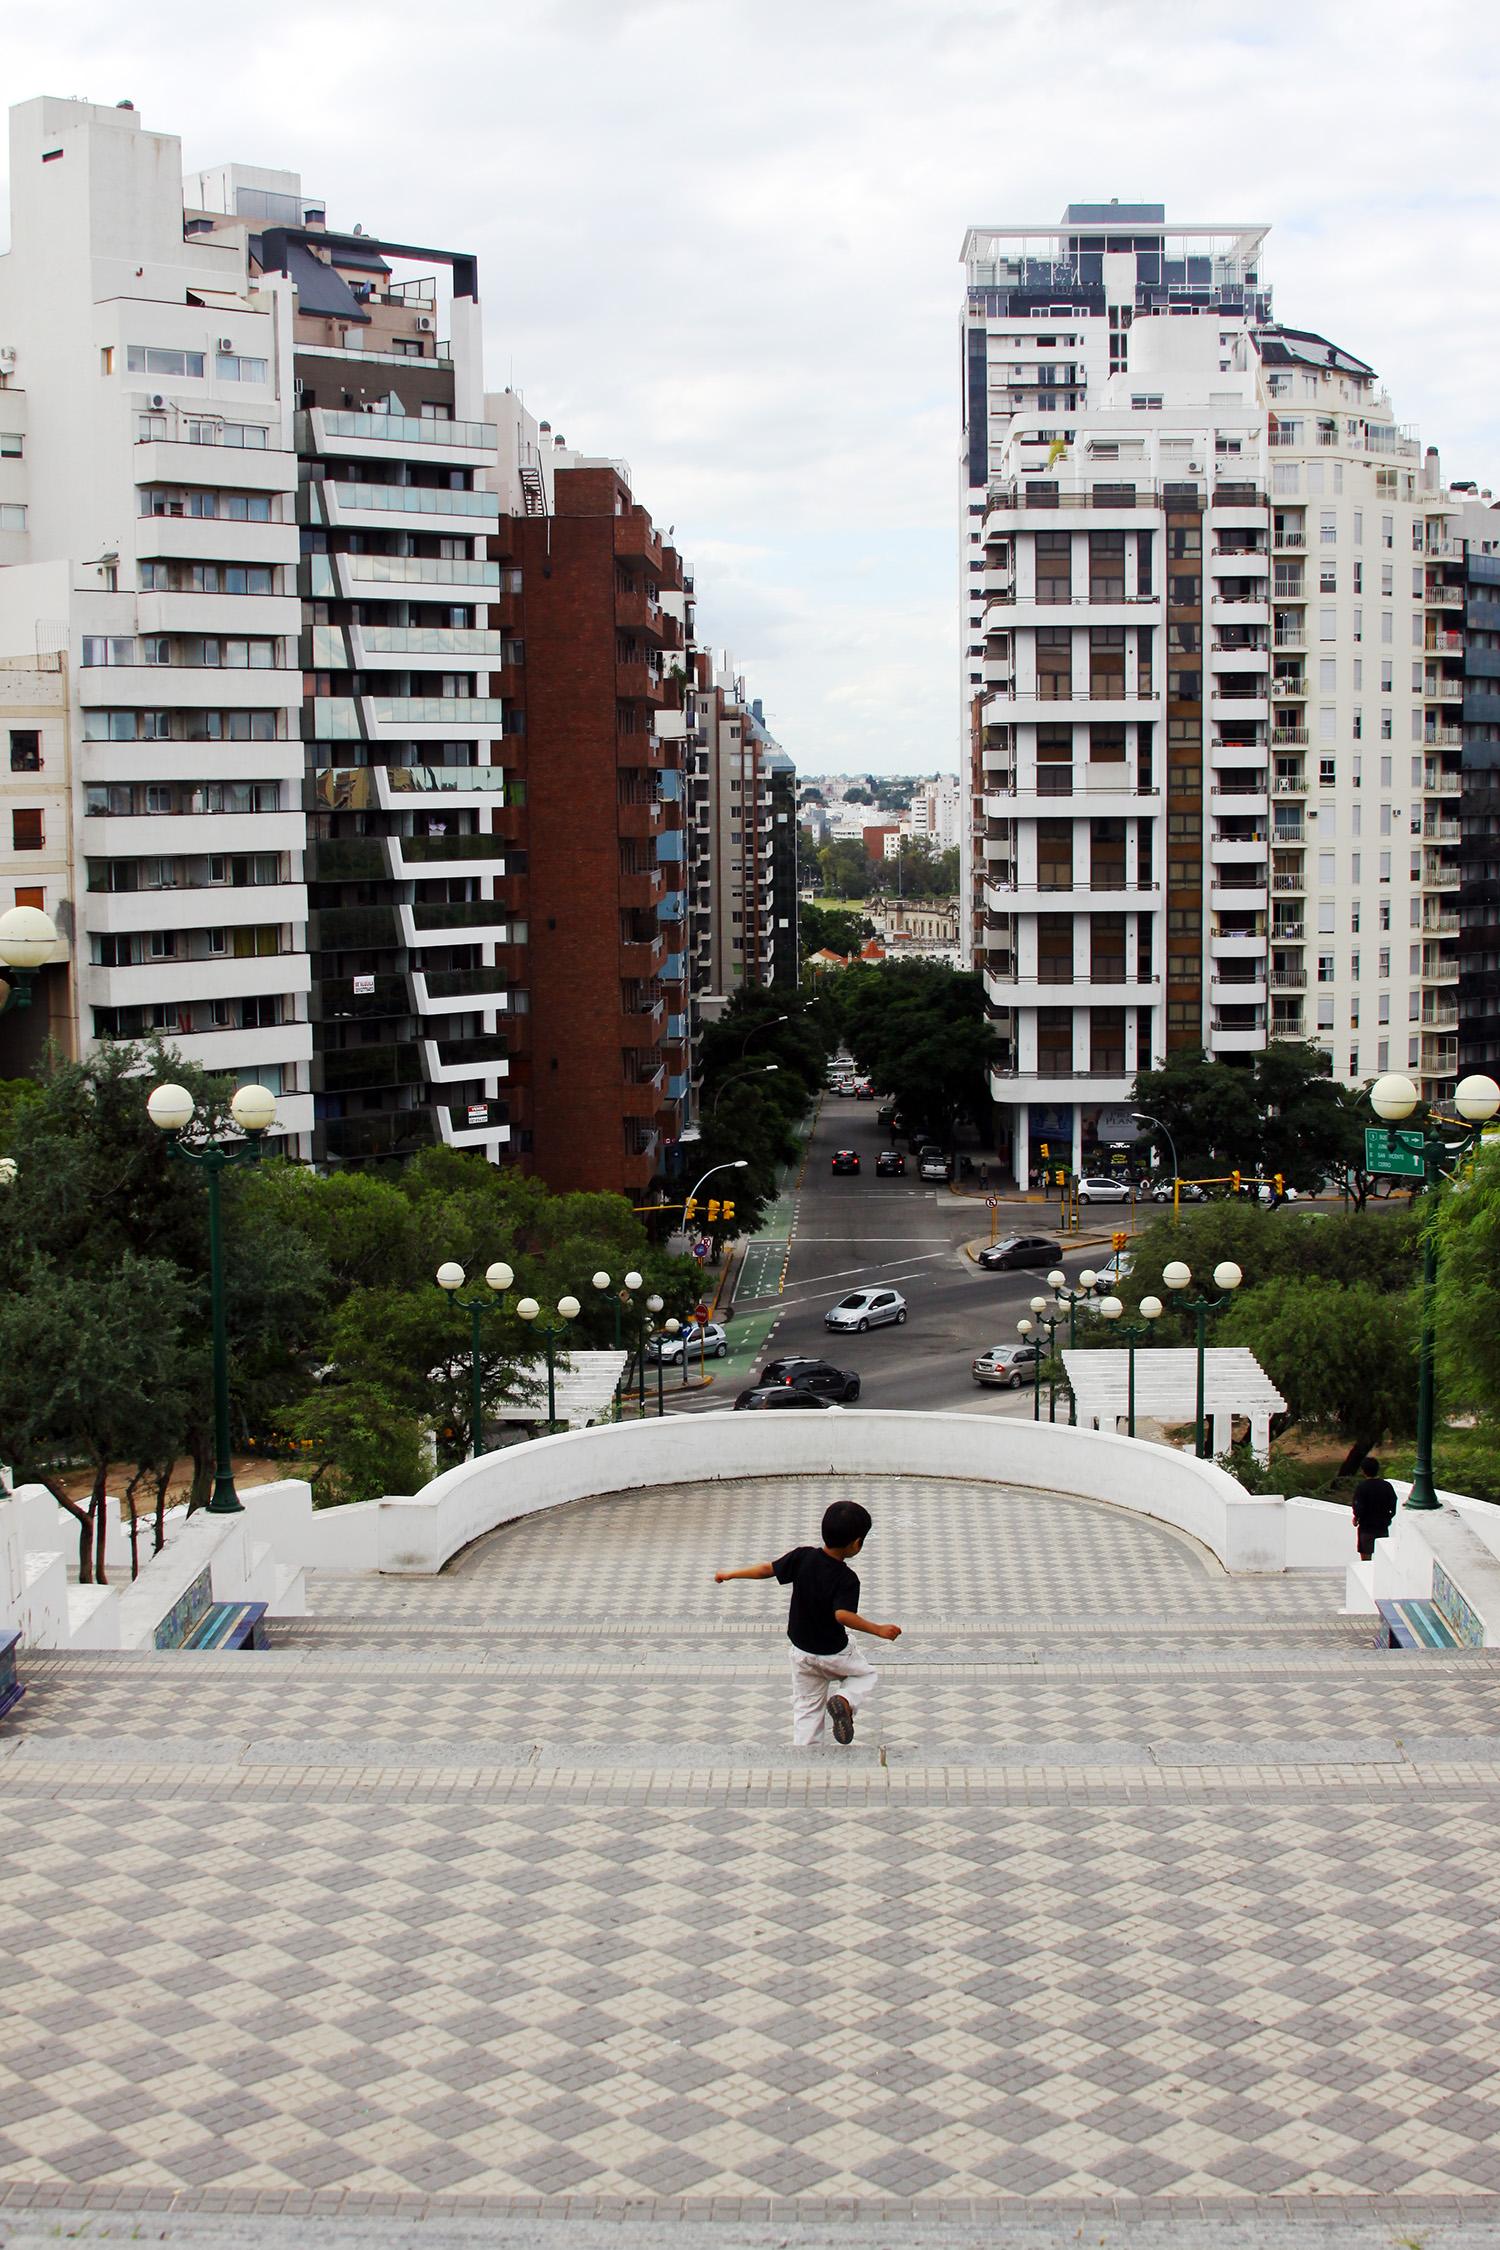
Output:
[1219,1276,1416,1465]
[1430,1140,1500,1423]
[816,837,876,899]
[800,902,869,964]
[836,960,997,1150]
[1131,1041,1360,1194]
[0,1251,194,1581]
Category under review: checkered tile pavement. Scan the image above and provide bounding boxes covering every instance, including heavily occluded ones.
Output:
[4,1470,1500,2223]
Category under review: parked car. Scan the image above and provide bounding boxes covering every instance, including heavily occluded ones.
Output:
[831,1148,861,1174]
[1075,1175,1133,1205]
[758,1355,861,1402]
[825,1286,908,1333]
[876,1101,899,1129]
[1150,1178,1208,1203]
[647,1320,729,1363]
[918,1150,952,1182]
[1094,1249,1135,1290]
[977,1233,1062,1272]
[853,1079,875,1100]
[972,1341,1042,1390]
[875,1149,906,1176]
[735,1386,839,1411]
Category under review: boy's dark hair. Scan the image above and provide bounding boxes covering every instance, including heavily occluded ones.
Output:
[1362,1457,1381,1476]
[823,1499,872,1548]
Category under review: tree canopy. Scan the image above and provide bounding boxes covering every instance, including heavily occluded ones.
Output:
[833,960,997,1148]
[1131,1042,1368,1195]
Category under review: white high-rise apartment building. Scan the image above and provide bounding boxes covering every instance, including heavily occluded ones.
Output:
[959,203,1463,1188]
[0,98,312,1140]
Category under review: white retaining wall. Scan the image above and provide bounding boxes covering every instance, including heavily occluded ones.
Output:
[306,1412,1346,1579]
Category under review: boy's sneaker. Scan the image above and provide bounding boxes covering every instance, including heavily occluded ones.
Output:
[828,1694,855,1745]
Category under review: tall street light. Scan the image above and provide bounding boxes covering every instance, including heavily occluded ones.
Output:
[709,1063,778,1117]
[592,1266,642,1350]
[656,1317,681,1415]
[1162,1258,1243,1459]
[435,1259,514,1459]
[147,1079,278,1515]
[1015,1316,1046,1422]
[638,1292,665,1419]
[1047,1265,1110,1426]
[1132,1110,1179,1212]
[0,904,58,1018]
[736,1012,788,1059]
[1026,1295,1064,1421]
[1098,1293,1164,1438]
[516,1294,581,1434]
[1370,1070,1500,1509]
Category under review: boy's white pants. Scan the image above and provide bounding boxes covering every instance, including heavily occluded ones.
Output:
[788,1642,879,1746]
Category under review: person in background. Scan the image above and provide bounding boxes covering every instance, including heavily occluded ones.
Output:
[1351,1457,1400,1562]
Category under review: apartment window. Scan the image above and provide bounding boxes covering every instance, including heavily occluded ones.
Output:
[9,730,40,772]
[1381,563,1394,595]
[1381,709,1393,738]
[1380,661,1393,692]
[1377,1039,1389,1070]
[13,887,43,911]
[1380,610,1394,644]
[1306,462,1325,496]
[0,504,26,531]
[126,345,205,378]
[1319,706,1336,741]
[1379,850,1392,882]
[1352,709,1363,738]
[1379,901,1391,931]
[1318,756,1336,787]
[1317,953,1335,983]
[81,636,138,667]
[1379,803,1393,835]
[1409,1035,1421,1067]
[0,432,20,458]
[1354,512,1364,545]
[1273,464,1299,495]
[1353,561,1363,593]
[1319,564,1337,593]
[1381,515,1394,548]
[215,353,268,383]
[1378,995,1391,1024]
[11,809,43,852]
[1320,510,1337,544]
[1378,946,1391,978]
[1316,998,1335,1029]
[100,346,115,376]
[1318,851,1335,885]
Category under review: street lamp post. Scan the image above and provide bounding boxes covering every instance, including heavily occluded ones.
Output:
[147,1080,279,1514]
[709,1063,778,1117]
[515,1294,581,1434]
[435,1259,514,1459]
[0,905,58,1019]
[1098,1293,1164,1438]
[1047,1265,1109,1426]
[657,1317,680,1416]
[1370,1070,1500,1509]
[1162,1258,1243,1459]
[641,1293,664,1420]
[736,1012,788,1059]
[1027,1295,1063,1421]
[1132,1110,1180,1213]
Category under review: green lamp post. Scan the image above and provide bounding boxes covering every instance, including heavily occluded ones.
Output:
[1047,1264,1110,1425]
[1162,1258,1243,1458]
[1026,1294,1064,1421]
[654,1315,680,1416]
[1369,1070,1500,1509]
[147,1078,279,1514]
[517,1293,581,1433]
[1098,1292,1163,1437]
[436,1258,514,1459]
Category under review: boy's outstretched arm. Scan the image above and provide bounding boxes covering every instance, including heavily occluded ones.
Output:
[835,1607,902,1641]
[714,1562,776,1583]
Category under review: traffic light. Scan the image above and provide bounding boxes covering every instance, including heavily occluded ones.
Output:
[721,1199,735,1223]
[1273,1173,1284,1198]
[1039,1142,1049,1159]
[1054,1167,1066,1187]
[706,1199,721,1223]
[1112,1230,1128,1252]
[684,1196,698,1221]
[1231,1169,1241,1195]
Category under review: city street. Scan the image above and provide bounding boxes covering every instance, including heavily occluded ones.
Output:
[689,1094,1122,1417]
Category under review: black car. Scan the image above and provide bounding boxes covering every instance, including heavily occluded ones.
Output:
[875,1149,906,1176]
[876,1101,899,1130]
[831,1148,861,1174]
[734,1386,838,1411]
[977,1233,1062,1272]
[758,1355,861,1402]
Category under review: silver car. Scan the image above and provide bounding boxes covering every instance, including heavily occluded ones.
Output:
[972,1342,1041,1390]
[825,1287,908,1334]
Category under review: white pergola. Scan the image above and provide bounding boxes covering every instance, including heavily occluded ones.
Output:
[1063,1346,1287,1463]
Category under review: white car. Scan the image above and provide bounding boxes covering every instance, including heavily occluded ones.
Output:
[1094,1250,1135,1290]
[647,1320,728,1363]
[1075,1176,1134,1204]
[825,1287,908,1334]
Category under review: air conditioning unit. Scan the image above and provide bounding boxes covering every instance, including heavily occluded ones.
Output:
[417,315,434,333]
[219,337,235,353]
[150,393,166,410]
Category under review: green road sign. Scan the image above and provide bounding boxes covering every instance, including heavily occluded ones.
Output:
[1365,1126,1426,1178]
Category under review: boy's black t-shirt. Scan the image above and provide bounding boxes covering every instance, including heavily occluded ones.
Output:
[773,1546,859,1655]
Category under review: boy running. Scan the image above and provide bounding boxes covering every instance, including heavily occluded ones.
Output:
[715,1499,901,1745]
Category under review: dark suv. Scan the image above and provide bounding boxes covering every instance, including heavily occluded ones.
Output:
[757,1355,861,1402]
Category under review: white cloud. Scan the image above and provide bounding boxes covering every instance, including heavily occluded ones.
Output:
[3,0,1498,771]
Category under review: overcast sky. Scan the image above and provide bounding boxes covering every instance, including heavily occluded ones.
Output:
[5,0,1498,774]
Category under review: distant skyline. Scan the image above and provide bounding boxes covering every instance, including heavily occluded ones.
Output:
[2,0,1498,774]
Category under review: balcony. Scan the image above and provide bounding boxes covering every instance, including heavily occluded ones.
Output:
[337,552,502,596]
[1423,906,1460,934]
[1427,630,1465,656]
[1424,678,1464,703]
[1425,726,1464,748]
[1272,870,1305,894]
[1272,771,1308,795]
[1423,817,1462,843]
[355,625,507,663]
[614,512,665,570]
[1272,919,1305,940]
[619,867,663,910]
[364,696,507,740]
[1270,725,1309,746]
[1269,969,1307,991]
[318,480,500,534]
[616,796,663,840]
[1422,858,1461,889]
[1426,583,1465,610]
[1272,528,1306,551]
[1422,954,1460,985]
[306,407,497,459]
[1423,768,1463,796]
